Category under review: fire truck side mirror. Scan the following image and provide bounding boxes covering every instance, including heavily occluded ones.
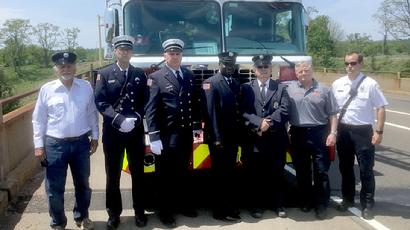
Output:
[104,7,119,60]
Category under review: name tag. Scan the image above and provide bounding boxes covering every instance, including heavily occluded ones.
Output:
[108,80,116,84]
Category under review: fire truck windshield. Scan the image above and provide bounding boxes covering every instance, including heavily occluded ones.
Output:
[223,2,306,56]
[123,0,222,56]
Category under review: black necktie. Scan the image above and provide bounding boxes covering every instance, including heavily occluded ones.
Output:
[260,83,266,101]
[176,70,183,84]
[227,77,234,90]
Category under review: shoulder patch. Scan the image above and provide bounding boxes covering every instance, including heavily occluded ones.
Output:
[202,83,211,90]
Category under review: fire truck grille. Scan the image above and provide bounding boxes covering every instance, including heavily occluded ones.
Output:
[192,68,256,87]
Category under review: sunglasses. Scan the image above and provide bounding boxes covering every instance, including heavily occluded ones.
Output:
[256,65,270,69]
[344,61,358,66]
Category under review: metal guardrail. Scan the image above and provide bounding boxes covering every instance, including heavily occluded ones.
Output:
[316,67,410,78]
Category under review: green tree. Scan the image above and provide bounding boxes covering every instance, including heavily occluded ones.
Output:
[0,19,32,76]
[25,44,45,66]
[346,33,373,54]
[61,27,80,52]
[373,3,391,55]
[32,23,60,67]
[0,66,13,98]
[0,66,18,113]
[307,15,336,67]
[375,0,410,40]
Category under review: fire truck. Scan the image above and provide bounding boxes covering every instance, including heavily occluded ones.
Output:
[102,0,312,173]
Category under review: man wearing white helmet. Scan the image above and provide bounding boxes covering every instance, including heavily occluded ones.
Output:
[95,35,148,229]
[145,38,198,228]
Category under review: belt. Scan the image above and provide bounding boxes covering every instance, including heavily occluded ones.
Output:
[46,132,89,142]
[339,123,372,129]
[292,124,327,131]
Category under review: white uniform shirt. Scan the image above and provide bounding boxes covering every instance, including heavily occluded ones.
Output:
[257,78,270,96]
[32,78,99,148]
[166,64,183,80]
[332,73,388,126]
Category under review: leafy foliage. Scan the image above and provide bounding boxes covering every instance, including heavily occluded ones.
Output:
[0,19,32,77]
[32,23,60,67]
[307,15,336,67]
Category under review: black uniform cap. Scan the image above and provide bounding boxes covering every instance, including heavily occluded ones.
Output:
[218,51,237,65]
[112,35,135,49]
[51,52,77,65]
[252,54,273,66]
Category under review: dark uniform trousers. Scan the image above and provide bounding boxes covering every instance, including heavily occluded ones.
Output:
[103,125,145,217]
[156,128,193,214]
[202,73,242,217]
[289,125,330,208]
[241,130,287,208]
[240,79,290,209]
[94,63,148,218]
[337,123,375,209]
[145,66,198,215]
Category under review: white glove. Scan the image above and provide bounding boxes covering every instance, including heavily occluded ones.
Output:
[119,118,138,133]
[150,140,163,155]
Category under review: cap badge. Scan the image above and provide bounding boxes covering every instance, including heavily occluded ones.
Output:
[63,53,69,58]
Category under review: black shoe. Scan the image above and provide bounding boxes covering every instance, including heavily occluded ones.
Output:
[135,213,147,227]
[276,207,287,218]
[315,206,328,220]
[106,216,120,229]
[181,208,198,218]
[362,208,374,220]
[249,208,263,219]
[159,214,176,228]
[337,200,354,212]
[212,214,239,222]
[227,210,241,220]
[300,205,312,213]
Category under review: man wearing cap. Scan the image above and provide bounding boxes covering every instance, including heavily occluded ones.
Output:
[32,52,99,229]
[94,35,148,229]
[201,51,242,221]
[145,38,198,227]
[240,54,291,219]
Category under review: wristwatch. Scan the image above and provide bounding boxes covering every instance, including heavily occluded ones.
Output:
[375,130,384,134]
[330,131,337,136]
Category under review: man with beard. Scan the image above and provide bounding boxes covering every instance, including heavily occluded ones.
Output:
[32,52,99,230]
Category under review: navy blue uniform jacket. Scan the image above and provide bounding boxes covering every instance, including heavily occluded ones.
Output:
[94,63,147,142]
[240,79,291,154]
[202,72,242,144]
[145,66,196,146]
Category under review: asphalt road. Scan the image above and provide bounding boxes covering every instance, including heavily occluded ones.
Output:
[0,93,409,230]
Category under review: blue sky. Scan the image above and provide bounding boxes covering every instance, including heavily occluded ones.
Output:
[0,0,384,49]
